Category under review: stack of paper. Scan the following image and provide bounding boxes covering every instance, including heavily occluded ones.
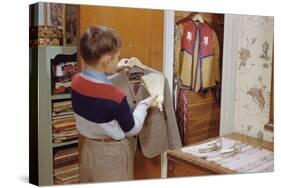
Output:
[53,147,80,184]
[52,101,78,143]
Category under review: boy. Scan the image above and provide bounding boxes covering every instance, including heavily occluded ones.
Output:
[71,26,156,182]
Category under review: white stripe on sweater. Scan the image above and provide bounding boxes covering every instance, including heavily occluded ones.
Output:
[74,102,148,140]
[74,113,126,140]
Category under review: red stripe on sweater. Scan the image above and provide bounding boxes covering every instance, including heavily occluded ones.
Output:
[71,73,125,104]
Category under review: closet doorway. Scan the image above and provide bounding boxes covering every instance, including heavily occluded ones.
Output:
[172,11,225,146]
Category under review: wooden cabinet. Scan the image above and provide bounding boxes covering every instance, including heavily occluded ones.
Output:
[168,155,223,177]
[167,133,273,178]
[167,150,233,177]
[186,90,220,145]
[78,5,164,72]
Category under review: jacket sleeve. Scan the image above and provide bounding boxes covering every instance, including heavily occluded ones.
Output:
[175,24,183,77]
[213,31,220,82]
[163,78,182,149]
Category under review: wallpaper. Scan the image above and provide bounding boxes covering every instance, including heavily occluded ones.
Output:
[234,15,274,142]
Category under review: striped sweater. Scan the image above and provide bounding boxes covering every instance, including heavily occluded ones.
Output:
[71,69,149,140]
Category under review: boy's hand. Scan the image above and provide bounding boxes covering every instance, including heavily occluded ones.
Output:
[140,95,158,108]
[116,58,132,72]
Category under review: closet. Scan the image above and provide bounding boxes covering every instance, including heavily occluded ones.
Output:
[173,11,225,146]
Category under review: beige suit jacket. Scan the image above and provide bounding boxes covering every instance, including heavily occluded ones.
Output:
[110,66,182,158]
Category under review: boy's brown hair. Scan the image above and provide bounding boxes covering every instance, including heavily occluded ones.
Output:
[80,26,122,65]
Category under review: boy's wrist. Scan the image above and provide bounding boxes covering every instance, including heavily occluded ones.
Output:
[138,101,150,110]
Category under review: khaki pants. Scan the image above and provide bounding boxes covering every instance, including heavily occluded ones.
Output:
[79,135,134,183]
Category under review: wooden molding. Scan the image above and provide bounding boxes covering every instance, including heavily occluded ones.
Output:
[264,122,274,132]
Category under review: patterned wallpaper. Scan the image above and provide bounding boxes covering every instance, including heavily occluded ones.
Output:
[234,15,274,142]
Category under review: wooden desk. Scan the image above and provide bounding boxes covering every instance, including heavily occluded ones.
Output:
[167,133,273,177]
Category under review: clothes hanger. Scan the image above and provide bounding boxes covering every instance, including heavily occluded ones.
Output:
[127,57,160,73]
[121,57,162,74]
[127,57,147,70]
[117,57,147,73]
[176,16,191,25]
[192,13,205,23]
[175,13,205,25]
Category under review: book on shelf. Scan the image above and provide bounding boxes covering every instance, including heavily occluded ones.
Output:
[52,100,73,115]
[53,146,79,169]
[53,135,80,184]
[54,146,79,162]
[54,159,79,169]
[52,115,74,122]
[53,126,76,133]
[54,163,79,176]
[53,132,78,143]
[54,178,79,185]
[53,100,72,108]
[52,111,74,116]
[54,155,79,166]
[53,163,79,184]
[52,99,78,143]
[53,120,76,129]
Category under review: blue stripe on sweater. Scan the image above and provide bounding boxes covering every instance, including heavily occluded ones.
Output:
[71,89,135,132]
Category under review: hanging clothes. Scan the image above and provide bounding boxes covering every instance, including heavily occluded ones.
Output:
[175,86,189,146]
[175,18,220,92]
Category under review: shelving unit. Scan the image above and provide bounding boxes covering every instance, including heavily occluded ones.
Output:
[30,46,78,186]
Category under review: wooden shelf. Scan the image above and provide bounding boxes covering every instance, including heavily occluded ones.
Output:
[53,140,78,148]
[51,93,71,100]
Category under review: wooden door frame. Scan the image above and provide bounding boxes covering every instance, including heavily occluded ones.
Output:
[161,10,175,178]
[219,14,240,135]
